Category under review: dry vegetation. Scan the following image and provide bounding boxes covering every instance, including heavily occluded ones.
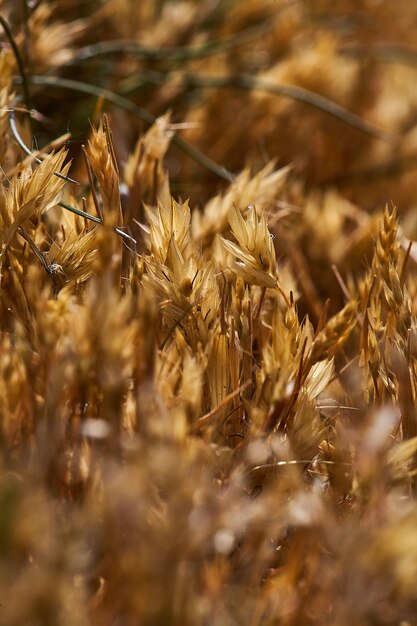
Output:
[2,1,417,624]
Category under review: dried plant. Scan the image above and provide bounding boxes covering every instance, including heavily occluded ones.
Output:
[1,2,417,626]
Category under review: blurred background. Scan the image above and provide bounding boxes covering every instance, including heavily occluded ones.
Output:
[4,0,417,208]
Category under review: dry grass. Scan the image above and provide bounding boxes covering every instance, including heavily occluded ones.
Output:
[1,1,417,625]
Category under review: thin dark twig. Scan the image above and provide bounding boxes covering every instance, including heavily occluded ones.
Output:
[180,73,394,142]
[67,19,278,64]
[9,109,79,185]
[17,225,51,275]
[121,70,393,141]
[21,0,31,73]
[66,3,300,67]
[17,75,235,182]
[18,225,68,280]
[0,14,33,134]
[18,226,47,267]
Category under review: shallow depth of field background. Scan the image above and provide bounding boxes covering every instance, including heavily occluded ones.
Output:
[1,2,417,625]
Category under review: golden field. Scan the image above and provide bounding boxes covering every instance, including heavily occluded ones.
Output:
[1,1,417,624]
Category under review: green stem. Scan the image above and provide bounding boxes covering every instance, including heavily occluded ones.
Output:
[58,201,136,247]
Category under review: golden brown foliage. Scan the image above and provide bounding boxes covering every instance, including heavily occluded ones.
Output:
[1,2,417,625]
